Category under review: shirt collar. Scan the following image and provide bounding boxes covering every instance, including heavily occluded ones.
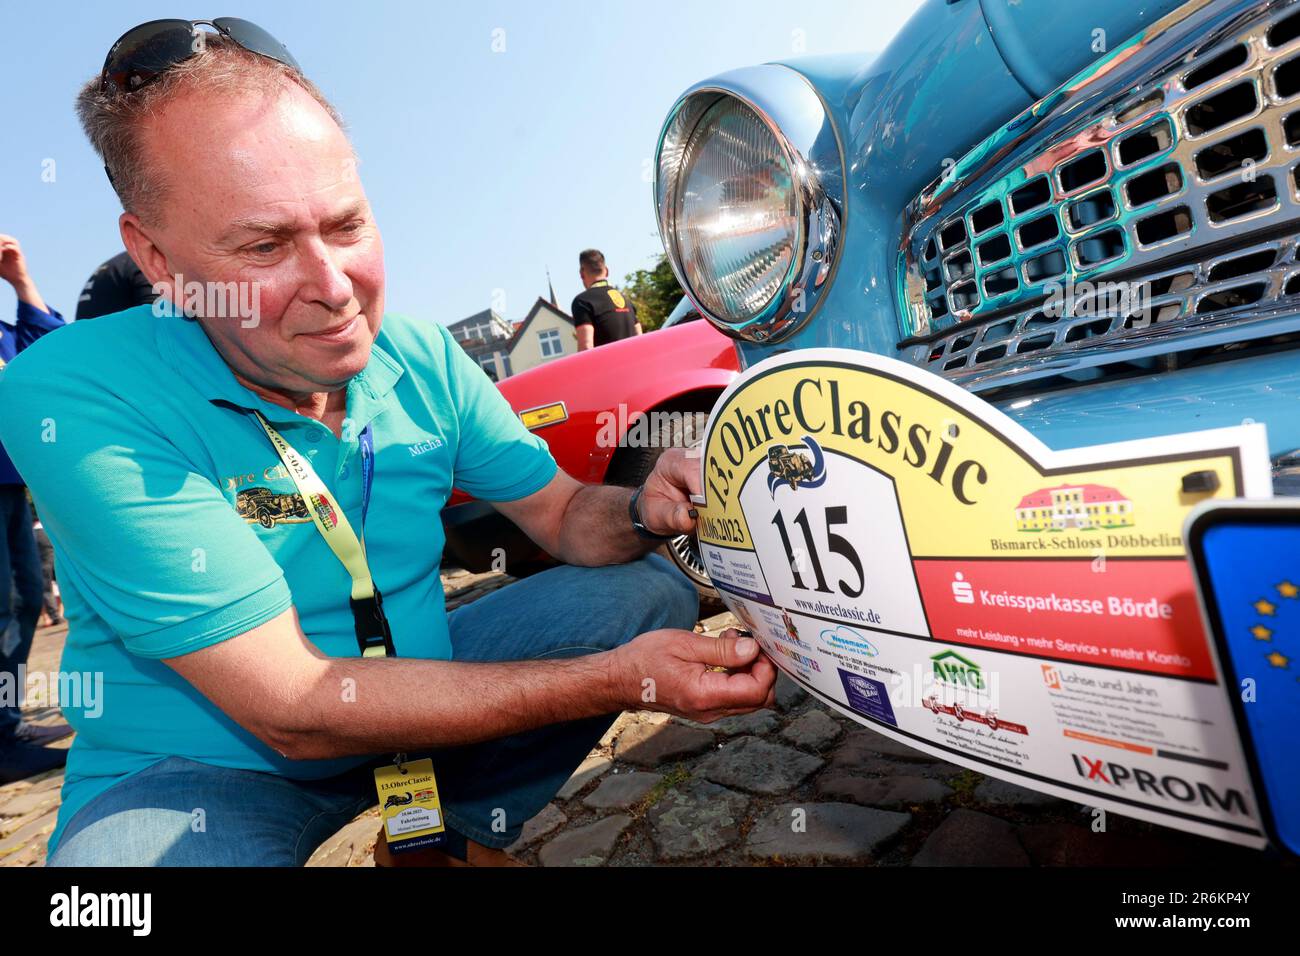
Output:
[153,307,404,429]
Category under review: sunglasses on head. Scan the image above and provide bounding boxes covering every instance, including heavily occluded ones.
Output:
[100,17,300,94]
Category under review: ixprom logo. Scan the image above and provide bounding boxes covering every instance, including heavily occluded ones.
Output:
[1071,754,1251,817]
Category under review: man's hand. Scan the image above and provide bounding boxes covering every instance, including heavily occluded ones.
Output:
[637,446,702,537]
[0,235,47,312]
[0,235,32,288]
[610,627,777,722]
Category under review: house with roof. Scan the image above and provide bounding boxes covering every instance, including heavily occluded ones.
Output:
[505,297,577,375]
[1015,482,1135,531]
[448,297,579,382]
[446,308,516,381]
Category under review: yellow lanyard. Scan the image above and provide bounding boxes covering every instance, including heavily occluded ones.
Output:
[252,411,394,658]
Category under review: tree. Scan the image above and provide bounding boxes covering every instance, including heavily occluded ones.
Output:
[622,252,683,332]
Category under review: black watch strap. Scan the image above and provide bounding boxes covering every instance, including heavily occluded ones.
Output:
[629,484,675,541]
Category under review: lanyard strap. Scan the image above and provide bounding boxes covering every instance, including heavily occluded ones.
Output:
[358,422,375,524]
[252,411,394,658]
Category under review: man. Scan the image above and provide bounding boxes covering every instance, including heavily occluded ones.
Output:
[75,250,156,320]
[572,249,641,350]
[33,512,63,628]
[0,235,74,783]
[0,20,774,867]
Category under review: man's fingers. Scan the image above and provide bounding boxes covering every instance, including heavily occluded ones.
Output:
[696,665,776,711]
[719,649,779,695]
[672,501,696,532]
[664,447,703,497]
[703,646,778,713]
[647,448,702,500]
[751,657,778,709]
[682,630,761,670]
[636,448,704,535]
[637,495,695,537]
[746,653,777,683]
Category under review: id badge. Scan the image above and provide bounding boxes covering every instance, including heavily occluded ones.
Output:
[374,758,447,852]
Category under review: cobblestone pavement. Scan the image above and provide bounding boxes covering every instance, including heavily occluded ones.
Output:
[1,568,1276,867]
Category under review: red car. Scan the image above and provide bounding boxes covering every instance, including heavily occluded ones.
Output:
[441,300,740,600]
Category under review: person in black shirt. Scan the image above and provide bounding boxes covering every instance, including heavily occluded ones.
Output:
[75,251,156,320]
[571,249,640,350]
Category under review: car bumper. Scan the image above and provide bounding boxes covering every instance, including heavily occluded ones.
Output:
[994,349,1300,467]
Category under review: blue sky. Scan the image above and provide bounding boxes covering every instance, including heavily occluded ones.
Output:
[0,0,920,327]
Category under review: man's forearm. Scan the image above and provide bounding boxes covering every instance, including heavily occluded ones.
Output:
[553,483,659,566]
[274,649,631,760]
[10,277,47,315]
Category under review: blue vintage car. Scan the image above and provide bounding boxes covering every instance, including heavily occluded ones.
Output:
[654,0,1300,489]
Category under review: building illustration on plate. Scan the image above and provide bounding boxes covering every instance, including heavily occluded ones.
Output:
[1014,482,1135,532]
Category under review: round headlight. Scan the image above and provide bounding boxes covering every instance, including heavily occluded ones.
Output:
[674,97,800,324]
[656,68,844,344]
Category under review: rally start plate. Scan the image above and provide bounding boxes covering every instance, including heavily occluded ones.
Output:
[694,348,1272,847]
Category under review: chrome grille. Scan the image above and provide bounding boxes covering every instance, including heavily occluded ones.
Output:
[897,0,1300,390]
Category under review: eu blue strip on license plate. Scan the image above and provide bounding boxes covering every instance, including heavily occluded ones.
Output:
[1188,502,1300,858]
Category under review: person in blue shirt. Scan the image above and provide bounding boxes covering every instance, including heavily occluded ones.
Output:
[0,22,777,867]
[0,235,75,783]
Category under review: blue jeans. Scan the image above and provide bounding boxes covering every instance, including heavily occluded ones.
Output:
[0,485,44,740]
[48,554,697,866]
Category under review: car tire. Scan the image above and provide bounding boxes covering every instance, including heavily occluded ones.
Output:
[604,409,721,612]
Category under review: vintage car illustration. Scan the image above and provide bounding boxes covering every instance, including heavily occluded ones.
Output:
[440,299,740,602]
[383,791,413,810]
[652,0,1300,493]
[235,486,310,529]
[767,444,816,489]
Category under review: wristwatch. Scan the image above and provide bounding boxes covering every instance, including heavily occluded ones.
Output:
[629,484,675,541]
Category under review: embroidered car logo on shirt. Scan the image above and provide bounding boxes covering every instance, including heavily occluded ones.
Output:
[234,487,311,528]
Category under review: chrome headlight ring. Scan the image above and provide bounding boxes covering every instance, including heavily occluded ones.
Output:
[655,65,846,345]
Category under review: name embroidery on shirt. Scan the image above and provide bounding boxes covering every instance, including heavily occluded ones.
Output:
[408,437,444,457]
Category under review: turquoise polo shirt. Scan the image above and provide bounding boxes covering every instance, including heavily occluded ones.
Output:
[0,305,557,853]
